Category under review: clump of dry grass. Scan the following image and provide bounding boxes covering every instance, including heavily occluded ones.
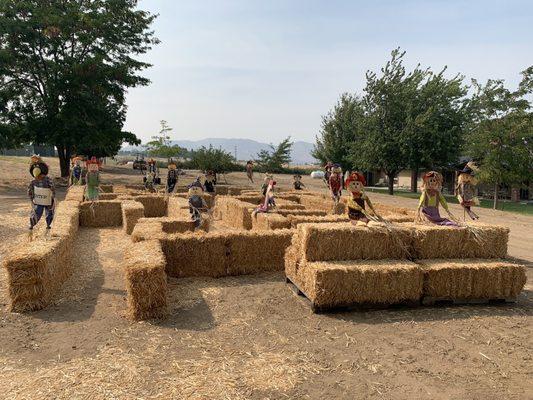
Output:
[294,260,423,309]
[416,258,526,299]
[121,201,145,235]
[252,213,290,230]
[123,239,168,320]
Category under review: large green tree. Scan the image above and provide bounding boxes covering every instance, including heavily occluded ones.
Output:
[347,49,469,194]
[313,93,365,170]
[255,137,293,172]
[465,68,533,208]
[0,0,158,176]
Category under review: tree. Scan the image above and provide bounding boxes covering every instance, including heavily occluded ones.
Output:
[313,93,365,170]
[145,120,183,160]
[190,145,236,173]
[0,0,158,176]
[255,137,293,172]
[465,68,533,209]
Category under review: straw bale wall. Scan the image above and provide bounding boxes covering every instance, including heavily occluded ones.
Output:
[122,201,145,234]
[79,200,123,227]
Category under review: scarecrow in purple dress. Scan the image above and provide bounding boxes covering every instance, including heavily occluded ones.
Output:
[416,171,458,226]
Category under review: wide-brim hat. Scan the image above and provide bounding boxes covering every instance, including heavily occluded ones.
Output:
[345,171,366,187]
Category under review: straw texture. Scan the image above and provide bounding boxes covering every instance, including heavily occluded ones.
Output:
[122,201,145,234]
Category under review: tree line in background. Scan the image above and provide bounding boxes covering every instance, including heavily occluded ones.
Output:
[313,49,533,202]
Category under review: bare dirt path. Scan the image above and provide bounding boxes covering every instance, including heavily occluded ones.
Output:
[0,161,532,399]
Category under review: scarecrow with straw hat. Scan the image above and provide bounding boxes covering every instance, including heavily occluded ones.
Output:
[188,178,208,228]
[416,171,458,226]
[328,163,343,204]
[166,159,179,193]
[28,155,55,230]
[85,157,101,201]
[293,174,305,190]
[204,170,216,194]
[345,171,380,226]
[456,162,480,220]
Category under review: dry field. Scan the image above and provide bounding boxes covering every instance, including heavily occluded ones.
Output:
[0,157,532,400]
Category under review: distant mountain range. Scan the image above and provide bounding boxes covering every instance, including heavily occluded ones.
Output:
[123,138,318,165]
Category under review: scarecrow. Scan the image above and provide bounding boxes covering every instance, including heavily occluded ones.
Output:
[85,157,100,201]
[188,179,208,228]
[328,163,343,204]
[204,170,216,194]
[246,160,254,183]
[70,156,83,186]
[456,162,480,220]
[323,161,333,186]
[416,171,458,226]
[28,156,55,230]
[144,172,156,193]
[261,173,273,196]
[166,160,179,193]
[147,158,158,175]
[253,179,276,216]
[293,174,305,190]
[345,172,380,226]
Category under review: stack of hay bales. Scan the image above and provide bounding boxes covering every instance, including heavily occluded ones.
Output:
[167,196,190,218]
[122,201,145,234]
[123,240,167,320]
[161,229,294,278]
[299,194,345,215]
[134,195,168,218]
[285,223,420,311]
[3,186,82,311]
[287,214,349,228]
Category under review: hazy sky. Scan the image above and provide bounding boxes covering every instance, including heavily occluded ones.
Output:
[124,0,533,144]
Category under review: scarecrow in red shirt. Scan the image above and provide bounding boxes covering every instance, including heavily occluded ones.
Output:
[345,171,380,226]
[328,163,343,205]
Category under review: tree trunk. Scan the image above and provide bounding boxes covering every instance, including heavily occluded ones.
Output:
[493,182,499,209]
[56,144,71,178]
[387,172,395,195]
[410,168,418,193]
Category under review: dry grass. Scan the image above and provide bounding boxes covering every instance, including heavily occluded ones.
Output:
[291,259,423,309]
[121,201,145,235]
[79,200,123,227]
[124,239,167,320]
[416,259,527,299]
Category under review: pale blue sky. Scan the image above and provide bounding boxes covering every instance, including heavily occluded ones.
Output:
[124,0,533,144]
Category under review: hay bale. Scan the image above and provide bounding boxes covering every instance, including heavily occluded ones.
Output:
[215,196,254,229]
[99,193,119,200]
[122,201,145,235]
[288,259,423,310]
[297,223,412,262]
[410,223,509,259]
[167,196,190,218]
[275,209,327,217]
[50,200,80,240]
[3,237,72,312]
[131,220,166,242]
[161,229,295,278]
[276,194,302,203]
[299,195,345,214]
[252,213,290,230]
[79,200,123,227]
[235,194,263,205]
[287,214,350,228]
[373,203,415,217]
[124,240,167,320]
[64,185,85,202]
[134,195,168,218]
[137,216,196,234]
[100,184,114,193]
[274,199,306,210]
[416,259,526,300]
[383,214,414,223]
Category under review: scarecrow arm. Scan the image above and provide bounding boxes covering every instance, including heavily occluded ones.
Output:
[365,195,379,216]
[438,192,450,212]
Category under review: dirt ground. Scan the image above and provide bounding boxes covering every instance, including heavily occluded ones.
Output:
[0,157,532,400]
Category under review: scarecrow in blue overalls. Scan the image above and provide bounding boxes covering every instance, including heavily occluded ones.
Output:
[28,155,55,230]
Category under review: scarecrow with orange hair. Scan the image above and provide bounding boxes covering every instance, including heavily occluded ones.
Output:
[345,172,380,225]
[417,171,458,226]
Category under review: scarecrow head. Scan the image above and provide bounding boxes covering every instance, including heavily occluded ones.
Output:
[188,179,204,197]
[345,172,366,194]
[29,155,48,178]
[205,170,215,182]
[332,163,342,175]
[86,156,99,173]
[168,161,177,170]
[264,173,273,183]
[458,162,478,185]
[30,154,42,165]
[293,174,302,182]
[422,171,443,191]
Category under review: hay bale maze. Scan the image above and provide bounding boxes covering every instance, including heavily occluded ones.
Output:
[285,219,526,312]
